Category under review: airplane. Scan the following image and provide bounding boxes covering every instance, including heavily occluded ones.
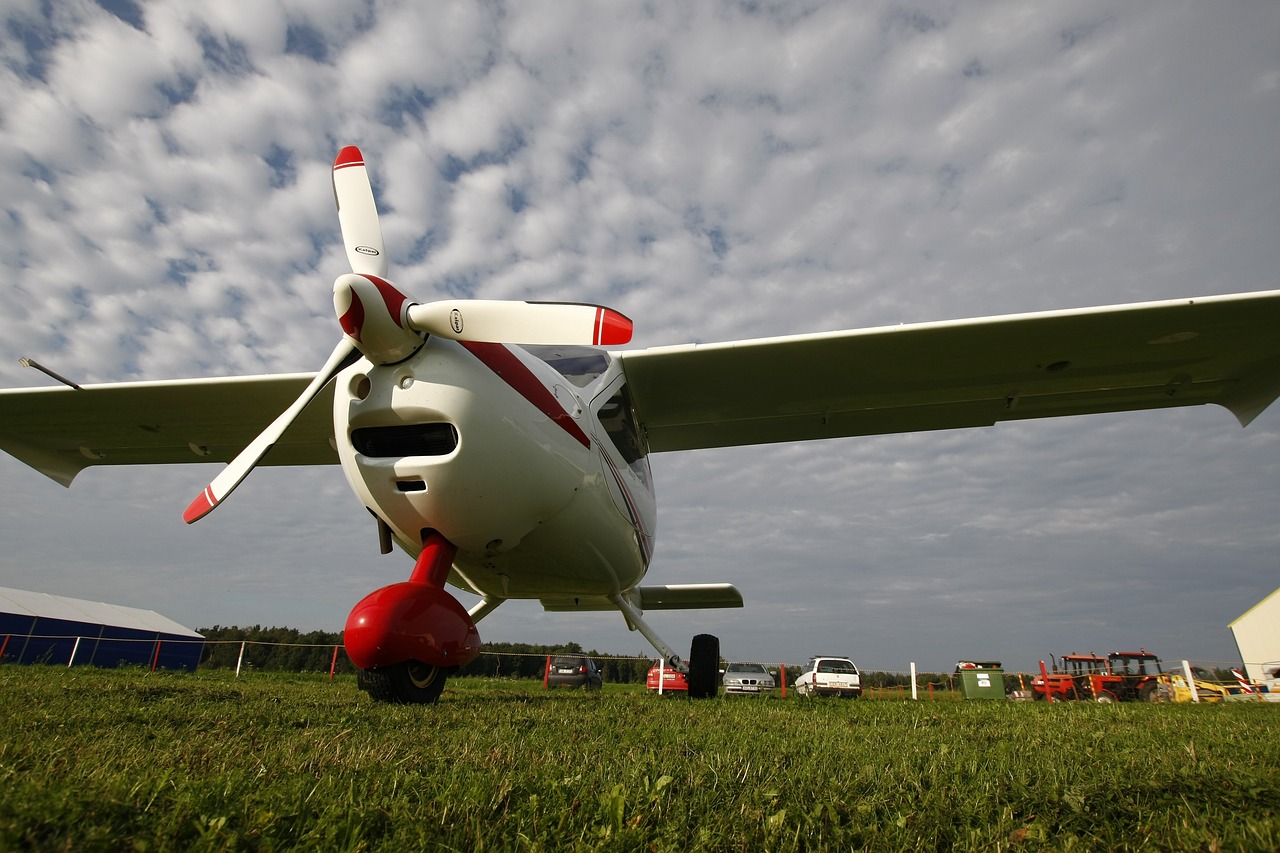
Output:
[2,146,1279,703]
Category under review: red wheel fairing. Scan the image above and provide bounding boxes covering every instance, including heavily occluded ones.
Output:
[344,582,481,670]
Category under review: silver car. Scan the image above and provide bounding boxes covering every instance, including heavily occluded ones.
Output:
[722,662,775,696]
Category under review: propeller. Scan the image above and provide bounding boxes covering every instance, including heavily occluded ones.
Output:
[185,146,632,523]
[181,339,356,523]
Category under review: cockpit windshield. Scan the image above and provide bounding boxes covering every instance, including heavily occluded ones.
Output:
[521,345,612,388]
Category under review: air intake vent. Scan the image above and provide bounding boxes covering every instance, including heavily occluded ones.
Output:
[352,423,458,458]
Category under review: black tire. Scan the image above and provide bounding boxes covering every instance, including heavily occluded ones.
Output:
[358,660,448,704]
[687,634,719,699]
[1141,682,1168,703]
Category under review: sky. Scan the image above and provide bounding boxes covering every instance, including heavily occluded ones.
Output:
[1,0,1277,674]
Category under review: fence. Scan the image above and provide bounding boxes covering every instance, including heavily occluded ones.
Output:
[0,632,1269,701]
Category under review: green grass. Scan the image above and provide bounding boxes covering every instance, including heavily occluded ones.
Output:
[1,666,1277,851]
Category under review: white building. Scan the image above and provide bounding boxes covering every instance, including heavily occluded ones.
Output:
[1229,586,1280,684]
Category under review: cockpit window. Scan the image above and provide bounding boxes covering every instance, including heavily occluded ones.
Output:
[521,345,612,388]
[596,384,647,466]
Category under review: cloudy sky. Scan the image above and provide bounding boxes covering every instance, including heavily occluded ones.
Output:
[2,0,1277,674]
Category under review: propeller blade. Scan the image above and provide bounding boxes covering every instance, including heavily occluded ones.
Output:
[183,339,356,524]
[332,146,387,278]
[407,300,633,346]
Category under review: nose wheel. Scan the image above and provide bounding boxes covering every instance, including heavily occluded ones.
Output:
[357,659,447,704]
[345,530,482,704]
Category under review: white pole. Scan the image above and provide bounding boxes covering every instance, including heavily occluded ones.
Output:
[235,641,246,677]
[1182,660,1200,703]
[657,657,665,695]
[910,662,918,700]
[68,636,81,667]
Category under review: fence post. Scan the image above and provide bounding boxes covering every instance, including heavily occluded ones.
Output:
[543,654,551,689]
[330,645,341,682]
[68,636,81,667]
[235,641,246,677]
[1181,660,1200,703]
[151,640,162,672]
[779,664,786,698]
[657,657,665,695]
[910,662,918,700]
[0,634,9,663]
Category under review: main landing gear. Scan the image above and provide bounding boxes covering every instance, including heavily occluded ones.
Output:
[613,592,721,699]
[345,530,483,704]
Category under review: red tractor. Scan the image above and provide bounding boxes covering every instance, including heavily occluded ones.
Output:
[1033,653,1111,701]
[1106,650,1167,702]
[1033,650,1166,703]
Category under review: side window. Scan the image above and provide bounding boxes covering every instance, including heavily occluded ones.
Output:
[596,384,647,465]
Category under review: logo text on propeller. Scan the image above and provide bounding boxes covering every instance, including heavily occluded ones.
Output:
[354,245,380,256]
[449,309,464,334]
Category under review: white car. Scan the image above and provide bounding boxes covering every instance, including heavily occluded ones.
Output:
[722,662,775,696]
[793,656,862,698]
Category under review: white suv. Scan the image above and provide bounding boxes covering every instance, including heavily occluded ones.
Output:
[793,656,862,698]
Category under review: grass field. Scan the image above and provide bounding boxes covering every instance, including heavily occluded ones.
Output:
[1,666,1276,851]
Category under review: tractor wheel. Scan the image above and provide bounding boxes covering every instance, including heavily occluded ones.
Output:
[687,634,720,699]
[358,660,448,704]
[1094,690,1118,703]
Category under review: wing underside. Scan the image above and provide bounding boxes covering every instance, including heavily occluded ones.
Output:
[0,373,336,486]
[618,291,1280,453]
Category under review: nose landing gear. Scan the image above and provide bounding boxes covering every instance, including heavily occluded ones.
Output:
[345,530,482,703]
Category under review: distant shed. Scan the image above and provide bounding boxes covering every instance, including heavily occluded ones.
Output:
[1229,586,1280,684]
[0,586,203,671]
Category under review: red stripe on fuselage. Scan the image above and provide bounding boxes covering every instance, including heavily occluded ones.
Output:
[599,447,653,564]
[460,341,591,448]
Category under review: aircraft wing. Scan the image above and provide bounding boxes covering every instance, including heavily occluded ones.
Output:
[618,290,1280,453]
[0,373,337,486]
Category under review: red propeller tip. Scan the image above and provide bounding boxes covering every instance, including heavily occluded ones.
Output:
[183,489,216,524]
[596,309,633,345]
[334,146,365,169]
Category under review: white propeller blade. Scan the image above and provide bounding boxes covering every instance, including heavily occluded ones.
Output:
[332,146,387,278]
[183,339,355,523]
[408,300,633,346]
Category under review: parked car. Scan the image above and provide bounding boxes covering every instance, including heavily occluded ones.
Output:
[646,659,689,693]
[722,662,775,696]
[793,655,862,698]
[545,654,602,690]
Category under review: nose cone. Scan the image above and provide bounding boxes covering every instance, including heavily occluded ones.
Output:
[333,273,423,364]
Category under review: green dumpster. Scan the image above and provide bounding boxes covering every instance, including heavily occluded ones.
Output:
[955,660,1005,699]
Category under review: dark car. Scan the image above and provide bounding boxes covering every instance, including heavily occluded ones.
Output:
[545,654,603,690]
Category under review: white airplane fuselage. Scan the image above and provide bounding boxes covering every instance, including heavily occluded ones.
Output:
[333,335,656,601]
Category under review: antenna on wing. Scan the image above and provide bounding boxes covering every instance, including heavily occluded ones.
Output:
[19,357,82,390]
